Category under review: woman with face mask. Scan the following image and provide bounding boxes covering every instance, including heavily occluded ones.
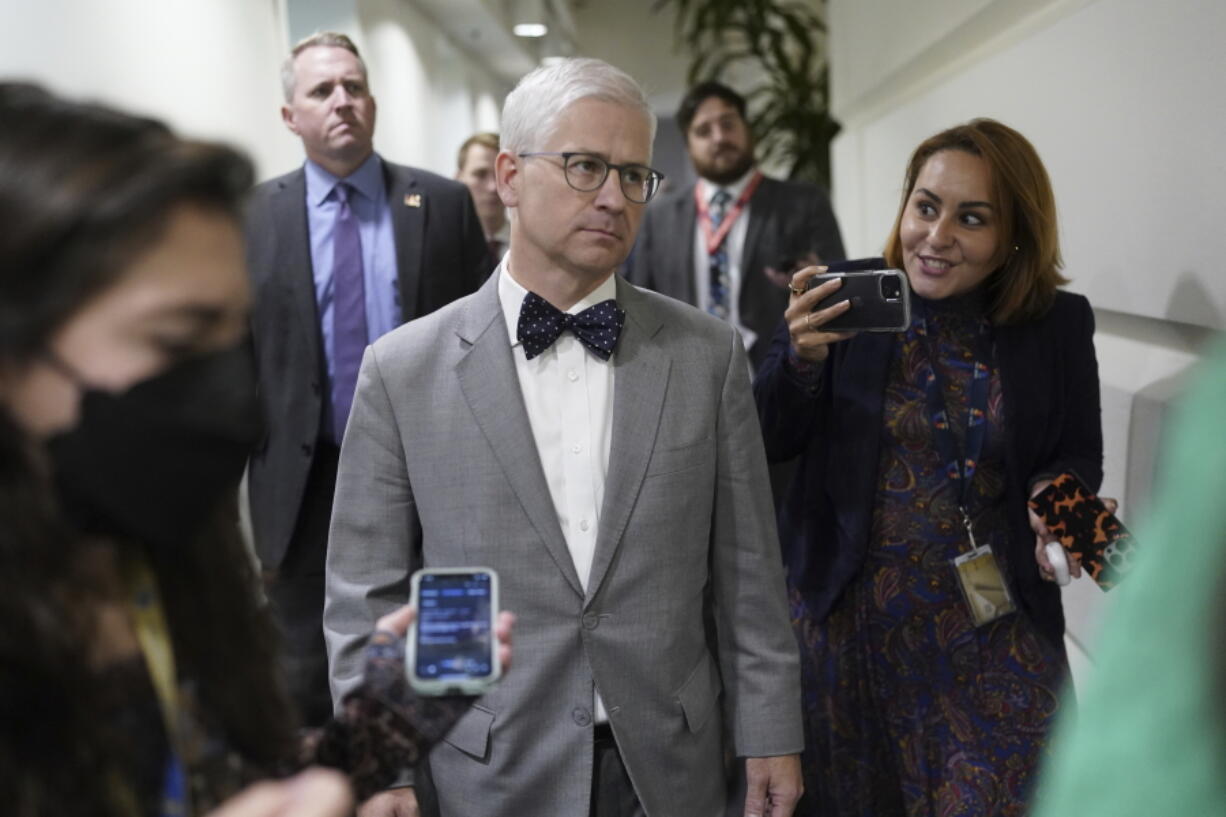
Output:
[0,83,509,817]
[753,119,1104,816]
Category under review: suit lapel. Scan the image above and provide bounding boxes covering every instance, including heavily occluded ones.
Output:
[454,276,584,598]
[739,175,779,323]
[585,279,671,606]
[673,192,698,304]
[387,163,425,321]
[273,171,322,354]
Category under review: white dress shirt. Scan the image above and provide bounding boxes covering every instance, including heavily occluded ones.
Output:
[498,263,616,721]
[693,168,757,352]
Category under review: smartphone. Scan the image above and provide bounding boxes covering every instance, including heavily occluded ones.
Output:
[407,567,501,695]
[805,262,911,332]
[1028,472,1137,591]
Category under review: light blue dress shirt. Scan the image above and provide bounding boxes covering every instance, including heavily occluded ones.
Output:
[304,154,401,439]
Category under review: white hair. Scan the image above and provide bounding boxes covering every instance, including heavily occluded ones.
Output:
[501,58,656,155]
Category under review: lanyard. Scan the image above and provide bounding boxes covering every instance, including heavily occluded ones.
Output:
[123,554,192,817]
[916,302,992,545]
[695,171,763,256]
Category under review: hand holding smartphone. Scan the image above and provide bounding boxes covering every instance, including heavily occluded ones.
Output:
[1028,472,1137,591]
[407,567,501,695]
[804,257,911,333]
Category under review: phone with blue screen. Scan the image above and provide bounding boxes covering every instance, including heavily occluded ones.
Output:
[407,567,501,695]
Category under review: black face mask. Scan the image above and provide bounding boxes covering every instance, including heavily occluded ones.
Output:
[46,345,263,550]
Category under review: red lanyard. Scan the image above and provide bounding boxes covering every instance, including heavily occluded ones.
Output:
[695,171,763,256]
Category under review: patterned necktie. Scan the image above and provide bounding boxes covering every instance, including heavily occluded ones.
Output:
[331,182,367,442]
[517,291,625,361]
[707,188,732,320]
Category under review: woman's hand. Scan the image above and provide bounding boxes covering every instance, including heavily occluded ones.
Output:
[1029,480,1120,582]
[206,769,352,817]
[375,604,516,674]
[785,266,857,364]
[1029,479,1080,581]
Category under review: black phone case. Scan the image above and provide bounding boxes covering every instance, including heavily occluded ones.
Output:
[808,270,911,332]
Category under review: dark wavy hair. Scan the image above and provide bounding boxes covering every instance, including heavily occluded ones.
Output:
[883,118,1068,325]
[0,84,296,813]
[676,80,747,134]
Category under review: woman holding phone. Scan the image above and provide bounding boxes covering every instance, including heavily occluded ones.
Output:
[0,83,508,817]
[754,118,1103,815]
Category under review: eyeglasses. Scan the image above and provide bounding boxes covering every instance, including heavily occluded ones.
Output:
[518,152,664,203]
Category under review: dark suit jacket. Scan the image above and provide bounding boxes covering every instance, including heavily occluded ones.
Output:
[753,290,1103,645]
[245,157,491,568]
[628,175,845,368]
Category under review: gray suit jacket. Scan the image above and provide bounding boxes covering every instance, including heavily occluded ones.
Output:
[324,272,802,816]
[244,158,490,568]
[628,175,845,369]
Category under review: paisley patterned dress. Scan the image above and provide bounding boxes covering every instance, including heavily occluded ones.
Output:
[792,296,1067,816]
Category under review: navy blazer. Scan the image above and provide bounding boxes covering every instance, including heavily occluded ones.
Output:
[753,290,1103,645]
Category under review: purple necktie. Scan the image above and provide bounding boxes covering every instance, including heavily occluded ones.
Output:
[331,182,367,442]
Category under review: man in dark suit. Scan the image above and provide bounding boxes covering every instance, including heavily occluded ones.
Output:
[245,31,490,725]
[629,81,845,371]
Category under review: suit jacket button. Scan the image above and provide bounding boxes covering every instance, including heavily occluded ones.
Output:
[301,443,313,457]
[572,707,592,727]
[582,613,599,630]
[310,381,321,395]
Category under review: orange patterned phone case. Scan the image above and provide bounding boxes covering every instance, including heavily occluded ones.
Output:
[1028,472,1137,591]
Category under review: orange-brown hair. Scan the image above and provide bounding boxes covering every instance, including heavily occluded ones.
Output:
[883,118,1067,325]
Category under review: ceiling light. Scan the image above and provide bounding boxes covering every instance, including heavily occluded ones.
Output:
[513,23,548,37]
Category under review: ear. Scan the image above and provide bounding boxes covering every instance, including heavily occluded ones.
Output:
[495,150,520,208]
[281,105,300,136]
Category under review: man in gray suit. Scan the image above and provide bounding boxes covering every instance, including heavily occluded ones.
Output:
[629,81,845,371]
[246,32,490,726]
[325,58,802,817]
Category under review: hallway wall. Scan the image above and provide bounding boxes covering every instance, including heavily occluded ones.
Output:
[0,0,508,182]
[0,0,297,178]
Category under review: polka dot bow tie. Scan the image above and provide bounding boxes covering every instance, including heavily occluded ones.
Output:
[517,291,626,361]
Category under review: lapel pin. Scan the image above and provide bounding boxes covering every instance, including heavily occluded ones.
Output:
[404,193,422,208]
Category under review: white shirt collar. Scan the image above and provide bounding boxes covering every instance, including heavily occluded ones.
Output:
[498,260,619,348]
[304,153,383,207]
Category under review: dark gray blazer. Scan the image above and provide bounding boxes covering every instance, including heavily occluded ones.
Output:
[628,174,845,368]
[324,273,803,817]
[244,158,491,568]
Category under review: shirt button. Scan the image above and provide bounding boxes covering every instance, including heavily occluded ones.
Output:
[571,443,582,454]
[579,519,590,532]
[567,369,579,382]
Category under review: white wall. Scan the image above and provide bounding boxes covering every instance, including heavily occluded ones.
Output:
[827,0,1223,683]
[0,0,298,179]
[359,0,507,176]
[0,0,510,184]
